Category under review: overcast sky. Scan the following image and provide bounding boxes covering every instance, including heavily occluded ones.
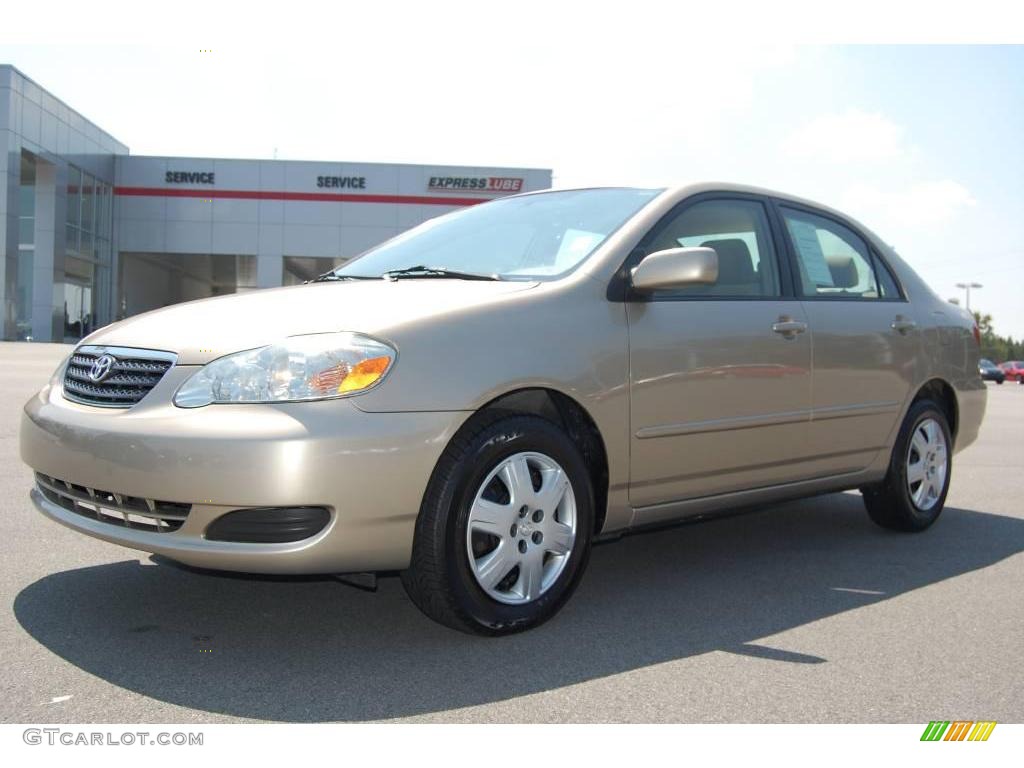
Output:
[2,34,1021,337]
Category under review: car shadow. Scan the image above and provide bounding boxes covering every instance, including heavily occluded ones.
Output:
[14,493,1024,722]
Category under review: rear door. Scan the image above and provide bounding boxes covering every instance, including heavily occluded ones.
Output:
[626,194,813,508]
[774,203,921,474]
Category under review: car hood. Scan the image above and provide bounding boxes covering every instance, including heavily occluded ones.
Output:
[82,280,538,365]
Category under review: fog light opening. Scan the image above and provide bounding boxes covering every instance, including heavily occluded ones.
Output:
[204,506,330,543]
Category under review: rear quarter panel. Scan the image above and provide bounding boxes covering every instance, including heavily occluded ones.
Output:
[873,244,986,453]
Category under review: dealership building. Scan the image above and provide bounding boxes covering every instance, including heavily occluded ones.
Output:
[0,65,551,342]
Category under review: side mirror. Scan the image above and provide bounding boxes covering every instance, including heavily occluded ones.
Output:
[630,247,719,292]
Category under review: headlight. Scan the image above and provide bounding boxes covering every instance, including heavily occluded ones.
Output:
[173,332,395,407]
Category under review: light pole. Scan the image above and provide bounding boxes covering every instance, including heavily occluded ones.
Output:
[955,282,983,311]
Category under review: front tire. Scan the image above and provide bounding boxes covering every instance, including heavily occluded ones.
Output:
[862,399,952,532]
[401,414,594,635]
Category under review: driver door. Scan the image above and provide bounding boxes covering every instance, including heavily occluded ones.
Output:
[626,195,813,509]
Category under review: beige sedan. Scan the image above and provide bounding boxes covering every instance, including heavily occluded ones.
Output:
[21,183,986,635]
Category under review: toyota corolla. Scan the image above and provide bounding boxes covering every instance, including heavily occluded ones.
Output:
[21,183,986,635]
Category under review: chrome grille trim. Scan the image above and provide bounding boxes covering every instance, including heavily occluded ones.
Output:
[62,345,177,408]
[35,473,191,533]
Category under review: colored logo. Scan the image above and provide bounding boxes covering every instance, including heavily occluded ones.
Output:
[920,721,996,741]
[428,176,524,193]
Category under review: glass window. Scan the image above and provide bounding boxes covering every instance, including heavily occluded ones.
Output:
[63,256,96,340]
[96,183,111,240]
[19,159,36,245]
[782,208,881,299]
[642,198,781,297]
[80,173,95,234]
[19,184,35,218]
[873,254,902,299]
[66,166,82,229]
[18,217,34,246]
[15,252,34,340]
[334,188,661,281]
[80,228,94,260]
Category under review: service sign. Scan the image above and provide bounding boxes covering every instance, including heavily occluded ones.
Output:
[316,176,367,189]
[166,171,215,184]
[428,176,524,193]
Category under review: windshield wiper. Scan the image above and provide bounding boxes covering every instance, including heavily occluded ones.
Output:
[382,265,501,281]
[307,272,379,283]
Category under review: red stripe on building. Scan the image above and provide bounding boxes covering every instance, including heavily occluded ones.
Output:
[114,186,490,207]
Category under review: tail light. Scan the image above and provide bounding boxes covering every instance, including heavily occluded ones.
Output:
[972,323,981,346]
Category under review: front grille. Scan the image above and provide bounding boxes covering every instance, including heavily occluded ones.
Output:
[36,472,191,533]
[63,345,176,407]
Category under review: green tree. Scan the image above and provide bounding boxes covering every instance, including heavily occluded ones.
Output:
[974,310,1019,362]
[972,311,993,337]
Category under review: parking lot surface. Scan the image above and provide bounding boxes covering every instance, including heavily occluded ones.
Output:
[1,341,1021,723]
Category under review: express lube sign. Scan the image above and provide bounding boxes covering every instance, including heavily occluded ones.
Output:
[428,176,524,193]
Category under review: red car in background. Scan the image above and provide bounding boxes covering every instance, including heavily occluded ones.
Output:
[999,361,1024,384]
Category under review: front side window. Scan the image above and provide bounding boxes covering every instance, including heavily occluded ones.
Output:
[333,188,661,281]
[642,198,781,297]
[782,207,886,299]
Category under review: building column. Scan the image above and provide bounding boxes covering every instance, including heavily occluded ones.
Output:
[256,253,283,289]
[31,159,65,342]
[0,132,18,340]
[107,190,120,325]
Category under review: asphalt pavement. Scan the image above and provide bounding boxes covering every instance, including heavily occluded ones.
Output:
[1,341,1021,723]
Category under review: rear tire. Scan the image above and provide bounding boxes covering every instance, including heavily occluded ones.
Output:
[401,414,594,635]
[863,399,952,532]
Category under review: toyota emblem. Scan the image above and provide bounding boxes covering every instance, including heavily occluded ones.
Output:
[87,354,117,383]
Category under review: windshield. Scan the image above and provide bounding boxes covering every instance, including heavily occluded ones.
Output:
[333,188,661,280]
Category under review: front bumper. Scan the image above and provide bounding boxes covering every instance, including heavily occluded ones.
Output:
[21,368,467,573]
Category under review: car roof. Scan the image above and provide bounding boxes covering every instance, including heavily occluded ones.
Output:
[528,182,888,250]
[679,182,885,232]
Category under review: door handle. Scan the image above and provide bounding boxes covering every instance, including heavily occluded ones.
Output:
[892,316,917,334]
[772,318,807,337]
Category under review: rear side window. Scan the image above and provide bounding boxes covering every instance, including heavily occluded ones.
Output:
[781,207,882,299]
[643,198,781,298]
[873,254,903,299]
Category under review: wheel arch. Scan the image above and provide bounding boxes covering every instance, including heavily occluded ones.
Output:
[465,387,611,535]
[912,378,959,445]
